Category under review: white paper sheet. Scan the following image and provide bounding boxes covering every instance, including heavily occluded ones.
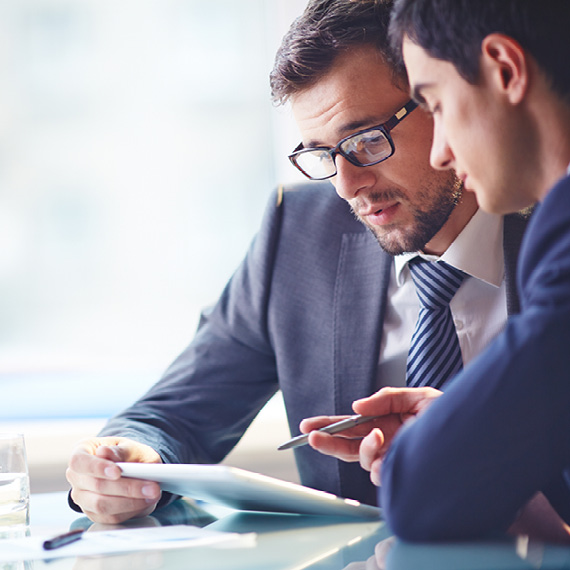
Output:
[0,525,256,561]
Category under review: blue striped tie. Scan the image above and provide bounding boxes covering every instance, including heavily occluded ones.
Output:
[406,258,466,389]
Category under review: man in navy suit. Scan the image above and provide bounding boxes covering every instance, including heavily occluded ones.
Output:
[308,0,570,543]
[65,0,529,525]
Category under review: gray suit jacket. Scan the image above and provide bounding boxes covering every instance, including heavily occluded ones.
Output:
[101,181,529,507]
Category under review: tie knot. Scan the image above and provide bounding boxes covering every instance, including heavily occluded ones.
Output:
[409,258,466,309]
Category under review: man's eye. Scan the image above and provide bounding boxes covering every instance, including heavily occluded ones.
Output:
[364,135,384,146]
[418,100,438,116]
[426,103,441,116]
[350,132,382,148]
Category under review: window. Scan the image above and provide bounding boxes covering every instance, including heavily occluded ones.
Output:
[0,0,306,420]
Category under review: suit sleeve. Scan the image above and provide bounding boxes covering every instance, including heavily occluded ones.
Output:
[380,179,570,541]
[99,188,284,466]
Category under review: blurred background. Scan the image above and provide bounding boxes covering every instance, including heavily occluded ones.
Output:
[0,0,308,491]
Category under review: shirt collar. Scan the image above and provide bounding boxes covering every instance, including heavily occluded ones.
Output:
[394,208,505,288]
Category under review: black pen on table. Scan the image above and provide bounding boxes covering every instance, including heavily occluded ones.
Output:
[277,414,381,451]
[43,528,84,550]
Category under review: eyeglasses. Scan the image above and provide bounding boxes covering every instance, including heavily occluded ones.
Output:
[289,99,418,181]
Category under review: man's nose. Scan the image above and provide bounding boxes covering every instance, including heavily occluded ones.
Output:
[332,156,376,201]
[429,121,454,171]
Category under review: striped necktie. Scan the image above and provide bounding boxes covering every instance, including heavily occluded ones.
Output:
[406,258,466,389]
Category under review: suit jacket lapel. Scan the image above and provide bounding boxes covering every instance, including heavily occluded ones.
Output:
[332,232,392,414]
[332,231,391,504]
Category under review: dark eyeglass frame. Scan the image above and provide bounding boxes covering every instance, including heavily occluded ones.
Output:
[288,99,418,180]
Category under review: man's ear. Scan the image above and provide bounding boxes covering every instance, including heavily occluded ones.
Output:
[481,33,529,104]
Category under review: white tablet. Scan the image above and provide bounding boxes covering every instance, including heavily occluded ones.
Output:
[118,463,381,519]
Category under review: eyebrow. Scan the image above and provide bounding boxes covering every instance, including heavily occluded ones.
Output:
[303,116,390,149]
[410,84,429,107]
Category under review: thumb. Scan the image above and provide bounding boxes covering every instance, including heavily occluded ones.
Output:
[360,428,386,473]
[95,444,131,463]
[94,438,162,464]
[369,427,386,450]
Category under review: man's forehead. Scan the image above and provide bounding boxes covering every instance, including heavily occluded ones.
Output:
[291,95,405,147]
[402,37,450,96]
[291,82,409,144]
[294,48,405,105]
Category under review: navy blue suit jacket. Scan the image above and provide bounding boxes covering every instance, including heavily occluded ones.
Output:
[381,174,570,540]
[99,181,527,508]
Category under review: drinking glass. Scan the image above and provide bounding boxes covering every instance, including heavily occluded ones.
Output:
[0,434,30,531]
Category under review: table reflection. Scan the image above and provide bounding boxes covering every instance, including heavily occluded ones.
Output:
[346,534,570,570]
[27,494,387,570]
[21,493,570,570]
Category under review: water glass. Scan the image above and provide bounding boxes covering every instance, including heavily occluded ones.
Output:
[0,434,30,530]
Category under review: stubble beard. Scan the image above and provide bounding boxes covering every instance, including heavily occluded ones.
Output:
[351,177,463,256]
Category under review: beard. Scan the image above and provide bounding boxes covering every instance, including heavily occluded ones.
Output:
[351,175,463,256]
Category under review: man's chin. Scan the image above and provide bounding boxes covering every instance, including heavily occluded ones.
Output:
[368,225,432,256]
[370,229,410,256]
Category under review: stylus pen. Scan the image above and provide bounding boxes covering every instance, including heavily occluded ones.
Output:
[277,414,381,451]
[43,528,84,551]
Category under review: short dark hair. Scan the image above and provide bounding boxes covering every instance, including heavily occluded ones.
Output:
[389,0,570,101]
[270,0,407,105]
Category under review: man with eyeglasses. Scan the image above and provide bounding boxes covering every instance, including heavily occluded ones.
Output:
[65,0,529,525]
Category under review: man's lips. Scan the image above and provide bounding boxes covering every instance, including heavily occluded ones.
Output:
[356,202,400,226]
[357,202,399,217]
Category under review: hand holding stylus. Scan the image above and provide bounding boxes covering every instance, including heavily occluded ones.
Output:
[278,414,381,450]
[278,387,443,483]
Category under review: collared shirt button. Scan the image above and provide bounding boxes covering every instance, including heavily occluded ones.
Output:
[454,319,464,331]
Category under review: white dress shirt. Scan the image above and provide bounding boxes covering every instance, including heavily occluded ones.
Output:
[377,208,508,389]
